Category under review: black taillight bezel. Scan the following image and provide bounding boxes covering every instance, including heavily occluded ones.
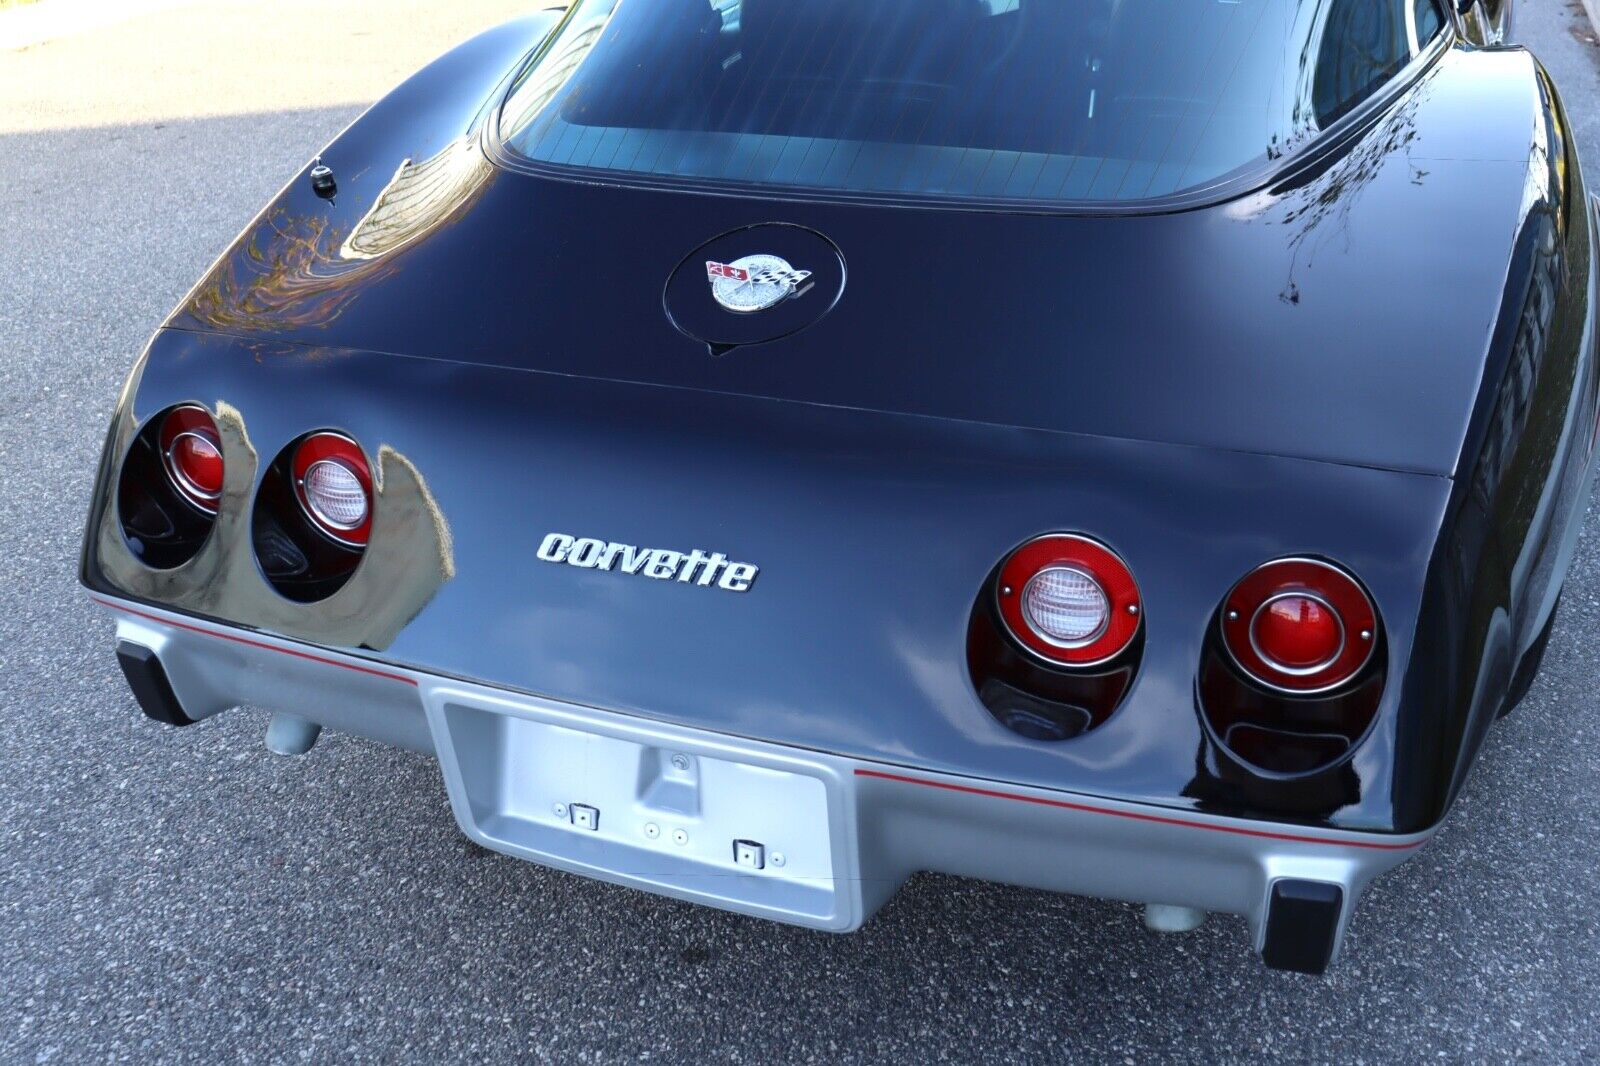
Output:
[116,404,224,571]
[968,534,1146,742]
[251,430,372,603]
[1199,556,1387,779]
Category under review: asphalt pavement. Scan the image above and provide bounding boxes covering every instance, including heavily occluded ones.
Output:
[3,2,1600,1061]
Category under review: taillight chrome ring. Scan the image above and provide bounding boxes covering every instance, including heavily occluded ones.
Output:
[1021,566,1110,649]
[291,431,373,548]
[997,533,1141,668]
[157,405,224,515]
[164,431,223,509]
[1246,591,1345,677]
[299,459,367,531]
[1221,557,1376,694]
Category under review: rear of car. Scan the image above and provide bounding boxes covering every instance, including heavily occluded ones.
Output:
[83,0,1598,973]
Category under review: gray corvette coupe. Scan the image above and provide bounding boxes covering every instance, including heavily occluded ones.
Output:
[83,0,1592,973]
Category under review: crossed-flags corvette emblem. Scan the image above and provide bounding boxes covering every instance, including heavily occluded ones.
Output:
[706,261,812,287]
[705,254,814,313]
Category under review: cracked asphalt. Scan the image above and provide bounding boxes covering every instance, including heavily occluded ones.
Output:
[3,2,1600,1061]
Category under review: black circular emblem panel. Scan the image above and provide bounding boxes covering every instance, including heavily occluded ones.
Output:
[663,223,846,351]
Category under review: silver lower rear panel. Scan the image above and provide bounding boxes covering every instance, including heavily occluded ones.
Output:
[98,595,1433,961]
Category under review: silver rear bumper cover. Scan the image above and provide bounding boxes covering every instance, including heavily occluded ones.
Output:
[97,595,1432,966]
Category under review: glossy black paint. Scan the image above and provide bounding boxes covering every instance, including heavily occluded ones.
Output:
[82,15,1597,835]
[170,39,1550,478]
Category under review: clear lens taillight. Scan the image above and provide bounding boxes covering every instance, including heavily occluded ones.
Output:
[303,460,367,528]
[292,432,372,547]
[997,534,1141,667]
[1023,567,1109,645]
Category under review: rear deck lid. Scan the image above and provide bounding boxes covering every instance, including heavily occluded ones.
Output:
[172,45,1540,476]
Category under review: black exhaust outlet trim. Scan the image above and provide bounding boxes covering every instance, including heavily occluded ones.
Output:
[1261,879,1344,974]
[115,641,194,727]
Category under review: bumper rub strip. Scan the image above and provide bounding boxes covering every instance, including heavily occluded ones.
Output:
[854,768,1427,852]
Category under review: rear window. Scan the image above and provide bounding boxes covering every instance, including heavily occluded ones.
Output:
[499,0,1448,207]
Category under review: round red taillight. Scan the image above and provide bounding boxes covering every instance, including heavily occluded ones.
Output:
[996,534,1141,667]
[292,432,372,547]
[1221,558,1377,693]
[1253,595,1342,669]
[159,405,224,514]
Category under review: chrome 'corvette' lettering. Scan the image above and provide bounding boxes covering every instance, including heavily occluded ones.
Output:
[537,533,758,592]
